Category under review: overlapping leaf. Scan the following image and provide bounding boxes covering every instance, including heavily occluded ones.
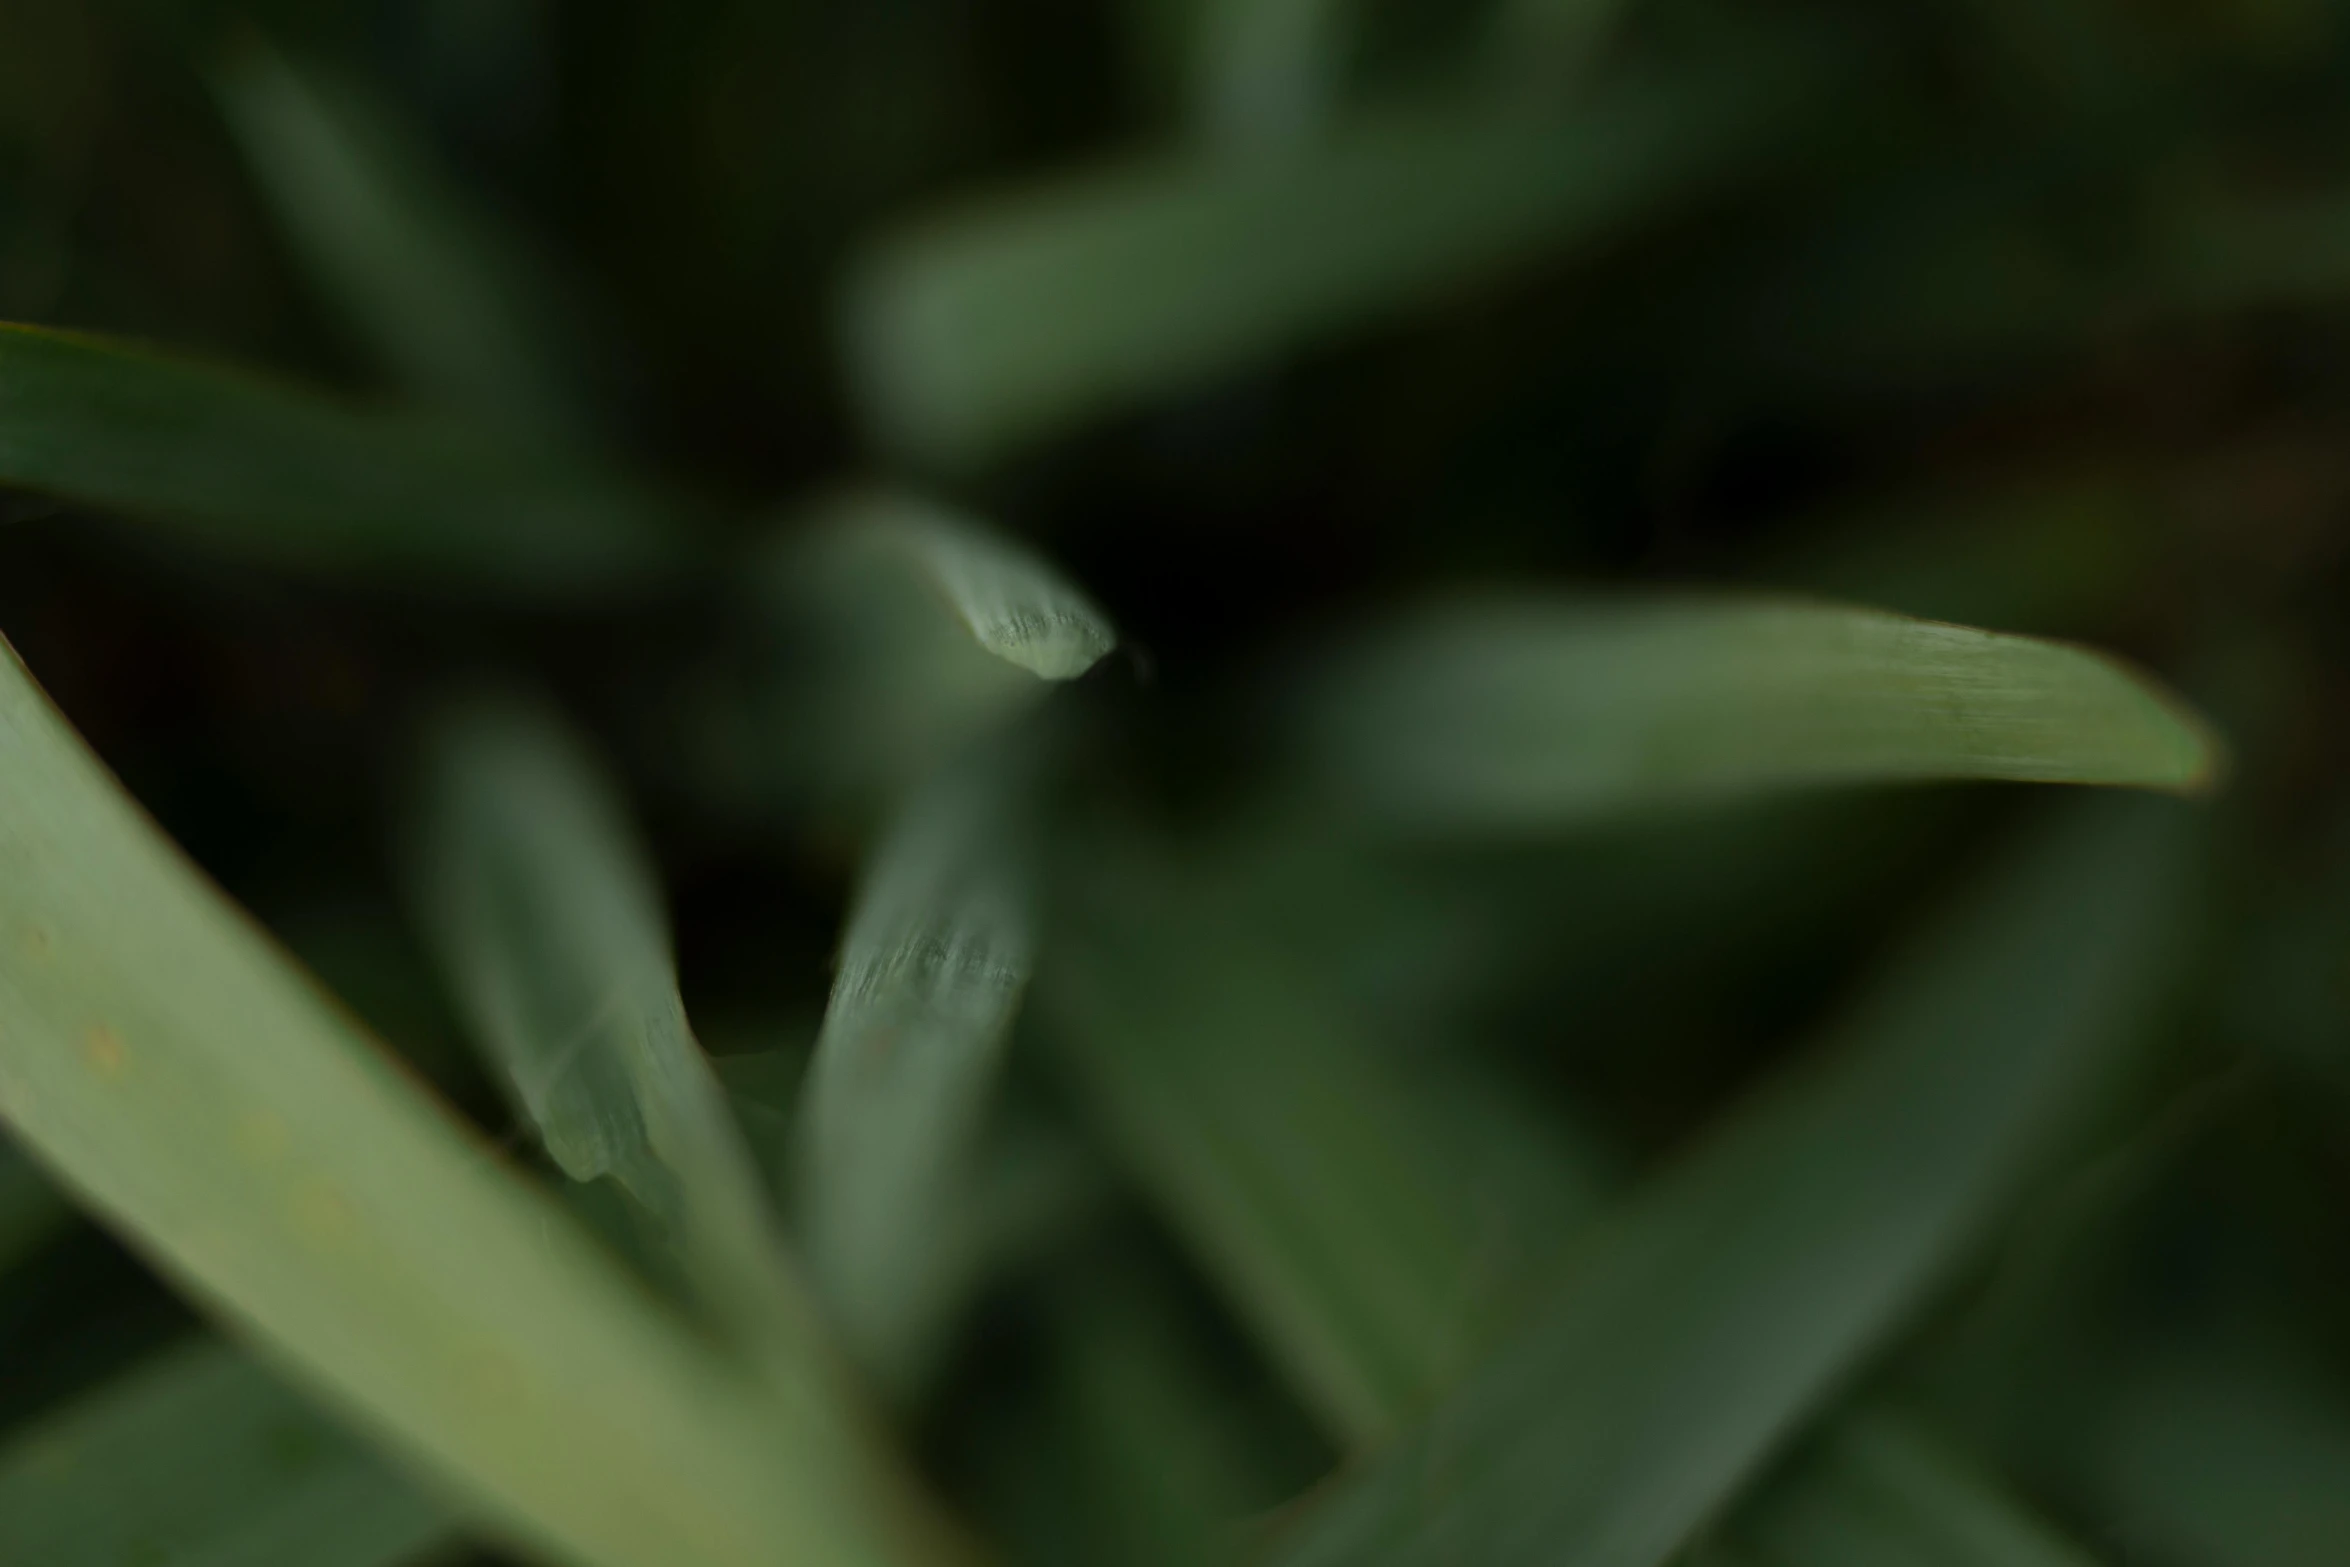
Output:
[0,1337,458,1567]
[1266,798,2195,1567]
[0,642,953,1567]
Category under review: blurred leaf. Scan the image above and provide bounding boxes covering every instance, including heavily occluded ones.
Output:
[1267,796,2198,1567]
[0,323,691,590]
[0,1336,459,1567]
[1740,1411,2099,1567]
[693,493,1111,830]
[1191,0,1352,147]
[842,42,1842,465]
[830,491,1117,680]
[406,693,818,1367]
[0,1139,71,1274]
[799,747,1040,1388]
[1045,863,1605,1446]
[0,642,955,1567]
[214,38,593,439]
[2088,1346,2350,1567]
[1295,595,2217,830]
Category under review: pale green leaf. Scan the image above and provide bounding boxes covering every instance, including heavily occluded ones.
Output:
[214,39,592,438]
[820,491,1117,680]
[0,323,690,589]
[1268,796,2197,1567]
[799,751,1039,1387]
[842,44,1839,465]
[0,641,955,1567]
[0,1337,459,1567]
[1297,595,2218,829]
[405,693,821,1367]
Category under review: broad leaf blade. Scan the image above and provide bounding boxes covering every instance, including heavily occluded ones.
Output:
[406,694,817,1364]
[1297,595,2217,829]
[799,749,1040,1387]
[0,642,952,1567]
[214,40,593,438]
[0,1337,458,1567]
[1269,796,2197,1567]
[0,323,690,589]
[842,45,1838,465]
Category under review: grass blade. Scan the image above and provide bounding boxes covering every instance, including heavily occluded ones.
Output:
[1044,864,1601,1447]
[834,492,1118,679]
[405,693,819,1366]
[0,323,691,590]
[1296,595,2217,830]
[0,642,952,1567]
[0,1337,459,1567]
[699,493,1113,829]
[1268,796,2197,1567]
[214,39,593,439]
[1741,1412,2099,1567]
[799,749,1041,1387]
[842,44,1838,465]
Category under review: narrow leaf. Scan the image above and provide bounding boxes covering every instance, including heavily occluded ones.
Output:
[0,642,953,1567]
[836,492,1118,679]
[0,323,690,589]
[1268,796,2197,1567]
[0,1337,459,1567]
[1044,872,1600,1447]
[406,694,818,1367]
[798,750,1039,1387]
[1296,595,2218,830]
[1741,1412,2100,1567]
[842,44,1838,465]
[214,39,592,438]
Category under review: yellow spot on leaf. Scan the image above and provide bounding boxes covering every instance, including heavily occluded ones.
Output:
[81,1025,127,1080]
[290,1181,354,1246]
[20,924,51,962]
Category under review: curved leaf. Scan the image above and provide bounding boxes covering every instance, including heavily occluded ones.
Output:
[1297,595,2218,829]
[0,642,952,1567]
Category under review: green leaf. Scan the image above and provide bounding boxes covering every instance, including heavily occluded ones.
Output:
[841,43,1841,465]
[405,693,820,1366]
[213,39,593,438]
[1296,595,2218,830]
[693,493,1112,830]
[1267,796,2198,1567]
[2087,1347,2350,1567]
[1190,0,1352,147]
[0,642,953,1567]
[0,323,692,590]
[1044,859,1603,1447]
[1740,1412,2100,1567]
[0,1337,460,1567]
[832,492,1117,680]
[798,749,1041,1387]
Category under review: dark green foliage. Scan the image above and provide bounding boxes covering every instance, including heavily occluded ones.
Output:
[0,5,2345,1567]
